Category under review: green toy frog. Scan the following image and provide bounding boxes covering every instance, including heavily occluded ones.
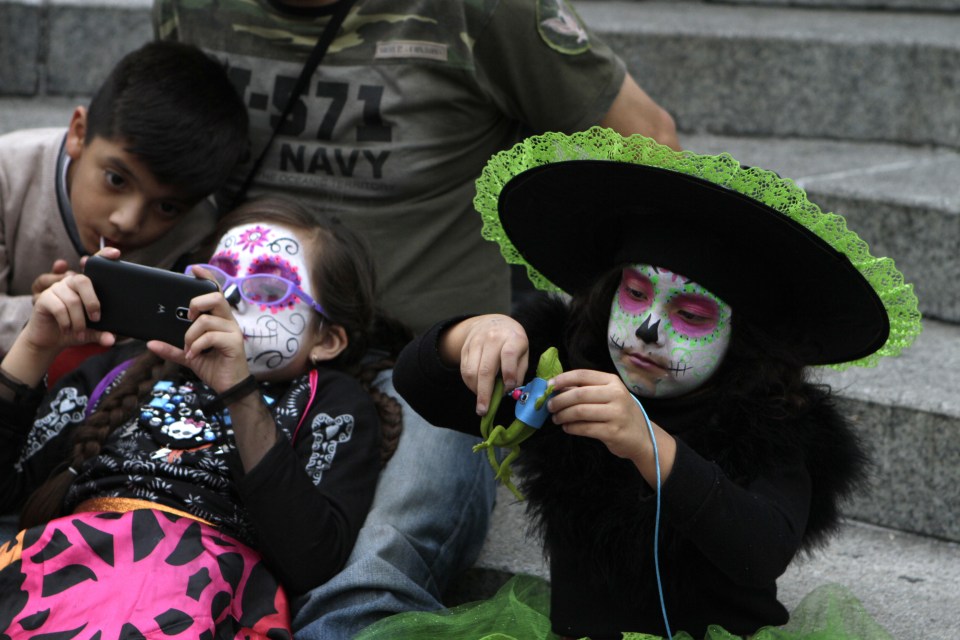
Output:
[473,346,563,500]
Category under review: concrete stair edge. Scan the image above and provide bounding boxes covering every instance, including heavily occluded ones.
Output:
[578,1,960,150]
[580,0,960,12]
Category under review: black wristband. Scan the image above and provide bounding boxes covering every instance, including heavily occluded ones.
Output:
[0,366,43,404]
[202,374,259,413]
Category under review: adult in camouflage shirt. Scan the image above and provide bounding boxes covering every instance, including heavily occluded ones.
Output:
[153,0,679,637]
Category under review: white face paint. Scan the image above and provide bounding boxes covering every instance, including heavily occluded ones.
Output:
[210,223,319,379]
[608,264,732,399]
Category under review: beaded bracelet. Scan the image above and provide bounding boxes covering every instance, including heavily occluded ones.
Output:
[201,374,259,413]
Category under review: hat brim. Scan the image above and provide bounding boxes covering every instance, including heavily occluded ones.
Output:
[499,160,890,366]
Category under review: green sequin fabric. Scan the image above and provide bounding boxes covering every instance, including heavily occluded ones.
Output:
[473,127,922,369]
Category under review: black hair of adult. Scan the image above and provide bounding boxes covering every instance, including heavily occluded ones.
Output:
[85,41,249,202]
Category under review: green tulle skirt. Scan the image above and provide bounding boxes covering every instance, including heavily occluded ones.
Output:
[353,575,893,640]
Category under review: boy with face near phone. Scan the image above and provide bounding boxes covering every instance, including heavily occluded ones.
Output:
[0,40,248,354]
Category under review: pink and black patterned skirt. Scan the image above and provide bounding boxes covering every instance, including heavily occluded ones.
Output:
[0,507,291,638]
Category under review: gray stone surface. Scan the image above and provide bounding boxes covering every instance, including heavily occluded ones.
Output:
[842,398,960,541]
[707,0,960,10]
[779,521,960,640]
[816,319,959,430]
[456,484,960,640]
[587,0,960,8]
[46,0,151,95]
[3,0,960,148]
[576,1,960,149]
[817,319,960,541]
[0,0,42,96]
[0,96,79,132]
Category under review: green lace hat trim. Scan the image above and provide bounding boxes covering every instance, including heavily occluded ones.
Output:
[473,127,922,369]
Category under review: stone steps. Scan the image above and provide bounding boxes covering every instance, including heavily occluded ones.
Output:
[594,0,960,13]
[714,0,960,11]
[0,0,152,97]
[578,1,960,149]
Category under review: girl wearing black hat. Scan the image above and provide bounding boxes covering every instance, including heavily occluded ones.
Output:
[376,128,921,640]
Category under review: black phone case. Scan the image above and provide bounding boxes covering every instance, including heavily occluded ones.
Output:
[84,256,219,347]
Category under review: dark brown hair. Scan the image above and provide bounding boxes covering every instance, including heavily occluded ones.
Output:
[86,41,248,202]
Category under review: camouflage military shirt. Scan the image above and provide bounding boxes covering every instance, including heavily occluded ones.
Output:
[154,0,626,333]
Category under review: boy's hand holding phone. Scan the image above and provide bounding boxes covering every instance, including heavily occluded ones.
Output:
[31,259,71,302]
[27,271,115,352]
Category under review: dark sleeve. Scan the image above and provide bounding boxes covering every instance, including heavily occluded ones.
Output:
[0,345,137,513]
[660,438,811,586]
[394,297,571,436]
[393,317,516,436]
[0,391,50,512]
[236,370,382,594]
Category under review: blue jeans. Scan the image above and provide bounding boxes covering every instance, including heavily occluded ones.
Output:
[292,369,497,639]
[0,513,17,543]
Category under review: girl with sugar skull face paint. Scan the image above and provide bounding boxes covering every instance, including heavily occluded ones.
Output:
[388,129,921,640]
[608,264,732,399]
[0,197,412,635]
[203,221,325,380]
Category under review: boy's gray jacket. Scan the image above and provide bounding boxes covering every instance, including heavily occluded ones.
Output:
[0,128,217,353]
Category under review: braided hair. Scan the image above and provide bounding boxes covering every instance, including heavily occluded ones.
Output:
[20,354,173,528]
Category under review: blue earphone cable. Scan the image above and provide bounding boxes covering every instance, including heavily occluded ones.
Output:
[631,394,673,640]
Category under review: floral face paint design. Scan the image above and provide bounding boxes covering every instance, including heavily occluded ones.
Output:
[209,223,319,378]
[608,264,732,399]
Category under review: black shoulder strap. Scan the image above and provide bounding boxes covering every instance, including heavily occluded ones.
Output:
[228,0,357,212]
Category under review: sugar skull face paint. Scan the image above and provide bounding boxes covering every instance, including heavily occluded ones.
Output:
[608,264,732,399]
[209,223,320,378]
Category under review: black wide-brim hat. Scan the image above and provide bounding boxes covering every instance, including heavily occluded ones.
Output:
[474,128,921,368]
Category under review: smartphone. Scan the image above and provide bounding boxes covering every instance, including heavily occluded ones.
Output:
[84,256,219,347]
